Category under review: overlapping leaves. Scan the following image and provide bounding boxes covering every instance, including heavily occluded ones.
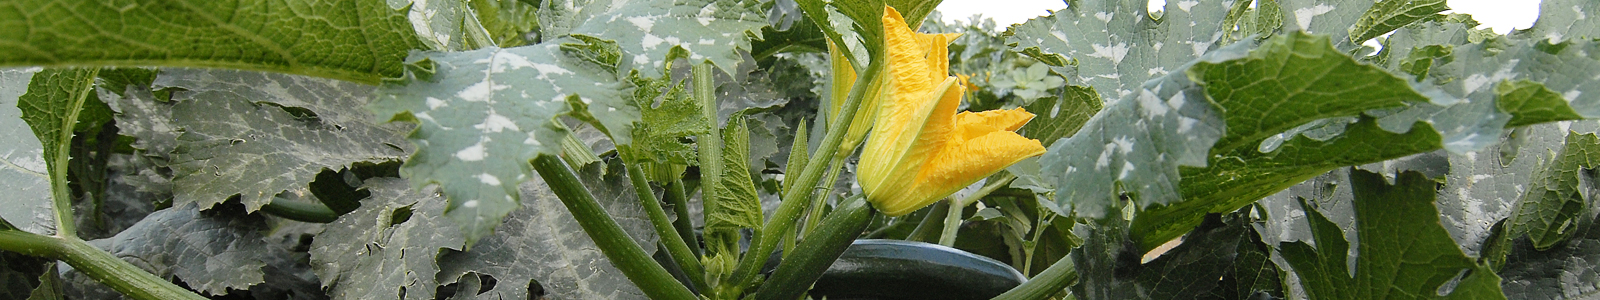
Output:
[0,68,52,234]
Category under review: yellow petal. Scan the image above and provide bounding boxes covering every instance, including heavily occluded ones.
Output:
[954,108,1034,140]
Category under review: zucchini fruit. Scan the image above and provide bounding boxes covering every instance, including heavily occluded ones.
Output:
[809,239,1027,300]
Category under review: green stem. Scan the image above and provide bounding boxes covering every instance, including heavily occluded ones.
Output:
[728,59,884,291]
[666,179,701,258]
[1021,211,1057,276]
[620,151,710,293]
[938,175,1015,246]
[0,230,208,300]
[991,254,1078,300]
[47,68,99,238]
[747,195,874,300]
[531,155,696,300]
[260,197,339,223]
[800,158,846,237]
[904,200,950,243]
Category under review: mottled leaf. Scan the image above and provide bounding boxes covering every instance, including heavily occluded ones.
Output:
[73,204,276,296]
[311,178,465,300]
[0,68,52,235]
[1005,0,1236,101]
[545,0,768,77]
[1513,0,1600,44]
[370,38,628,247]
[161,70,411,212]
[1496,210,1600,299]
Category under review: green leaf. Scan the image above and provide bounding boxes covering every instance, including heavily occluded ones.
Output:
[1499,80,1585,128]
[0,0,426,84]
[622,52,709,168]
[1495,210,1600,299]
[1502,132,1600,250]
[1346,0,1449,45]
[1005,0,1238,101]
[159,70,411,212]
[1279,170,1503,300]
[705,112,765,256]
[1070,208,1284,299]
[371,38,635,247]
[311,178,465,300]
[434,159,657,300]
[0,68,52,235]
[471,0,542,48]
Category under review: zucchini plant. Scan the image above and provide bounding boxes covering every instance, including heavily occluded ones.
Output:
[2,0,1599,299]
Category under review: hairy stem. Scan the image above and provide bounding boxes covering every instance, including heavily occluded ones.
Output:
[531,155,696,300]
[666,178,701,258]
[0,230,208,300]
[620,150,710,293]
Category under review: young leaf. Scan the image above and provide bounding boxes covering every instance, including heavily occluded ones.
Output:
[434,159,657,300]
[18,68,102,237]
[1346,0,1449,45]
[311,178,466,300]
[1280,169,1504,299]
[0,68,53,235]
[471,0,542,48]
[159,70,411,212]
[705,112,765,256]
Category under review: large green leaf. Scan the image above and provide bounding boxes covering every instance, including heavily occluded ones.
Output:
[158,69,411,212]
[471,0,542,48]
[1345,0,1449,45]
[311,178,465,300]
[0,0,426,84]
[0,68,52,234]
[370,37,630,247]
[434,160,656,300]
[1280,170,1503,300]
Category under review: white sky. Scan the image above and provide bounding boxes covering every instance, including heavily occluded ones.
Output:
[936,0,1543,34]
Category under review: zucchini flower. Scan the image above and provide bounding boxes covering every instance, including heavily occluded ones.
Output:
[857,7,1047,216]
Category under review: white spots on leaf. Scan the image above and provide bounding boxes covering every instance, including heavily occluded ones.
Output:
[698,17,715,26]
[1177,0,1199,13]
[464,200,479,208]
[1178,117,1198,134]
[1094,12,1113,22]
[1113,136,1136,155]
[427,97,448,109]
[698,39,716,45]
[643,34,683,50]
[1095,144,1115,169]
[477,173,502,186]
[634,54,651,65]
[1050,102,1062,118]
[1462,59,1519,93]
[1293,4,1336,31]
[490,52,536,72]
[698,3,719,26]
[627,16,656,31]
[476,112,519,133]
[1576,5,1587,20]
[1118,161,1136,180]
[456,142,487,161]
[1138,90,1169,117]
[1564,90,1582,101]
[532,63,573,79]
[1089,43,1130,65]
[1148,67,1168,76]
[458,81,508,102]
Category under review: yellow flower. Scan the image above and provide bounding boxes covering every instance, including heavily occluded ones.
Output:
[857,7,1047,216]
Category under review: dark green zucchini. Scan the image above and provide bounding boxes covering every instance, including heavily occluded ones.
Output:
[809,239,1027,300]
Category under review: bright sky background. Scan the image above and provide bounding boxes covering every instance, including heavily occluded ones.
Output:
[936,0,1543,34]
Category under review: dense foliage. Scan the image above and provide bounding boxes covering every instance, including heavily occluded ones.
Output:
[3,0,1600,299]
